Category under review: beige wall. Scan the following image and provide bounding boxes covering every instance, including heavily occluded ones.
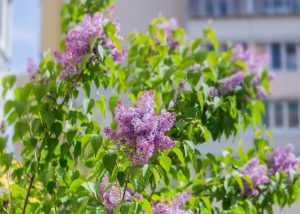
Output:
[41,0,62,52]
[187,16,300,42]
[115,0,187,36]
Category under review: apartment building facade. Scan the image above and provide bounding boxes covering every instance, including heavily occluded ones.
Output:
[186,0,300,154]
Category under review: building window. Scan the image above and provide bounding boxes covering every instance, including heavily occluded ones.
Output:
[286,43,297,70]
[219,0,228,16]
[288,102,299,127]
[271,43,282,70]
[274,102,284,127]
[188,0,200,17]
[205,0,214,16]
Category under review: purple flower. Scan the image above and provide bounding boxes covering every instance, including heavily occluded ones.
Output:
[268,144,300,175]
[157,18,182,49]
[54,12,126,80]
[104,91,176,165]
[210,72,244,96]
[232,44,273,99]
[151,192,193,214]
[26,58,40,80]
[171,191,192,209]
[239,157,270,196]
[99,176,142,212]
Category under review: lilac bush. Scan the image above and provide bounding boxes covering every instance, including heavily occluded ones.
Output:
[1,1,299,213]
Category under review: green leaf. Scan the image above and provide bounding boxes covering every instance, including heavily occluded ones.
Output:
[173,148,185,166]
[139,199,153,214]
[82,182,98,198]
[201,197,211,212]
[197,91,204,112]
[34,83,48,101]
[158,155,172,172]
[117,171,126,187]
[109,95,119,114]
[13,121,28,142]
[0,136,8,153]
[203,28,219,51]
[89,35,98,50]
[103,153,117,175]
[90,134,102,155]
[0,152,13,170]
[96,95,106,117]
[41,111,55,128]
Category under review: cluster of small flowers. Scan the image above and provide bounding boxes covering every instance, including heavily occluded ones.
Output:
[239,157,270,196]
[104,91,176,166]
[99,176,142,213]
[232,44,274,99]
[26,58,40,81]
[151,191,193,214]
[268,143,300,175]
[157,18,181,49]
[209,72,245,96]
[54,10,126,80]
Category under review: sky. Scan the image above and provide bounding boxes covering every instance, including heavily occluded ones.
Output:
[8,0,40,74]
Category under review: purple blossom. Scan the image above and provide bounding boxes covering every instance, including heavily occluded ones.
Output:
[151,192,193,214]
[268,144,300,175]
[157,18,182,49]
[99,176,142,212]
[26,58,40,80]
[232,44,274,99]
[171,191,193,209]
[239,157,270,196]
[104,91,176,165]
[54,11,126,80]
[210,72,244,96]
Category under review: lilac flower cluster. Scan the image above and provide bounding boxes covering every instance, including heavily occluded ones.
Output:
[54,11,126,80]
[210,72,245,96]
[152,191,193,214]
[268,144,300,175]
[239,157,270,196]
[26,58,40,81]
[99,176,142,212]
[232,44,274,99]
[104,91,176,165]
[157,18,181,49]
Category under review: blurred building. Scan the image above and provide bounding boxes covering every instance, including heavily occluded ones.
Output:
[0,0,11,67]
[187,0,300,153]
[41,0,300,152]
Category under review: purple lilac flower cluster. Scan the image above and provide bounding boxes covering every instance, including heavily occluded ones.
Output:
[157,18,181,49]
[239,157,270,196]
[151,191,193,214]
[99,176,142,212]
[268,144,300,175]
[54,11,126,80]
[210,72,245,96]
[104,91,176,166]
[26,58,40,81]
[232,44,274,99]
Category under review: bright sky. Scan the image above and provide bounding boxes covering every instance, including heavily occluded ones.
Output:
[8,0,40,74]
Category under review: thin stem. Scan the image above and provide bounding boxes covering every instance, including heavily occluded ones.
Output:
[22,174,35,214]
[121,175,129,202]
[148,181,156,201]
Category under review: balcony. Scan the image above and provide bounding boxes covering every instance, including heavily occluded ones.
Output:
[188,0,300,18]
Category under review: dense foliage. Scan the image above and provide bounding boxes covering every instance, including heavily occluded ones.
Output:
[0,1,299,213]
